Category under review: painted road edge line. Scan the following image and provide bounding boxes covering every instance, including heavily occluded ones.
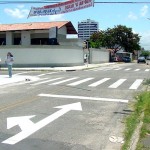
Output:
[38,94,129,103]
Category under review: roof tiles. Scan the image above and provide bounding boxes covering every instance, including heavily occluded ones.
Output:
[0,21,77,34]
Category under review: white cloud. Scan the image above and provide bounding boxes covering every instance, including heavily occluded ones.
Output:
[48,14,66,21]
[127,12,138,20]
[17,5,25,9]
[140,5,149,17]
[140,31,150,50]
[4,6,29,19]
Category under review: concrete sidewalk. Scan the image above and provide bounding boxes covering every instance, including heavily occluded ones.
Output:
[1,62,115,71]
[0,75,39,86]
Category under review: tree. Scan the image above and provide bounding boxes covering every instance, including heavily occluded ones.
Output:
[89,31,105,48]
[141,50,150,58]
[90,25,141,54]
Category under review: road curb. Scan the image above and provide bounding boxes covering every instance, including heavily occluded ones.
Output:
[128,112,144,150]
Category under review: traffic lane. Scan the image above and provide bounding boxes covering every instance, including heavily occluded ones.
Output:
[0,93,126,150]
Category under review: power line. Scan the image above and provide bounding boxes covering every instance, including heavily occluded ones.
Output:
[95,2,150,4]
[0,1,150,4]
[0,1,61,4]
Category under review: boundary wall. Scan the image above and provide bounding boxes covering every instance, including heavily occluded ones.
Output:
[0,46,109,67]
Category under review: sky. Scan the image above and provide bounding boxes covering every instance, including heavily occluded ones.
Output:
[0,0,150,50]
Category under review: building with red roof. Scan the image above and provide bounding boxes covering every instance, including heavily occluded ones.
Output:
[0,21,77,46]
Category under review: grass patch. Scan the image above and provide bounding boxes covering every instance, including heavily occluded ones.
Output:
[143,79,150,86]
[121,84,150,150]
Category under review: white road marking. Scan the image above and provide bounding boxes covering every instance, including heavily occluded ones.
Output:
[38,93,129,103]
[17,78,48,85]
[125,68,131,71]
[129,79,143,89]
[2,102,82,145]
[145,69,149,72]
[134,69,140,71]
[50,77,79,85]
[86,68,103,71]
[88,78,111,87]
[103,68,113,71]
[37,72,57,77]
[114,68,122,70]
[67,78,94,86]
[14,72,29,75]
[31,77,64,85]
[109,79,127,88]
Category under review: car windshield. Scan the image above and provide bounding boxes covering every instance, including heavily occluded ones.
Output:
[139,57,145,59]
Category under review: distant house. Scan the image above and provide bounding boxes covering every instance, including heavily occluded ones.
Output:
[0,21,77,46]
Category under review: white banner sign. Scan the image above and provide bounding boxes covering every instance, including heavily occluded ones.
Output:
[28,0,94,17]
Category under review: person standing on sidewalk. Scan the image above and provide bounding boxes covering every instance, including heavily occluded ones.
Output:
[0,57,1,71]
[5,52,14,78]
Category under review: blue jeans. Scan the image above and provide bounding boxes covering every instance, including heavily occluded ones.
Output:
[8,65,12,77]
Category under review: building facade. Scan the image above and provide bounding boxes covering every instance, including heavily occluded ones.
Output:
[78,19,99,41]
[0,21,109,67]
[0,21,77,46]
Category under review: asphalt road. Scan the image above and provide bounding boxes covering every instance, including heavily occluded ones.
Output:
[0,63,149,150]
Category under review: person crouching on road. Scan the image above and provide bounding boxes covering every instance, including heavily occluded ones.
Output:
[5,52,14,78]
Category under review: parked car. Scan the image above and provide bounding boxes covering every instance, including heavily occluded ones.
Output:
[122,56,131,63]
[137,56,146,63]
[146,56,150,65]
[113,56,122,62]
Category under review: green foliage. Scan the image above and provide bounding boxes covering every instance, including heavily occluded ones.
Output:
[122,113,139,150]
[122,89,150,150]
[89,31,105,48]
[141,50,150,58]
[90,25,141,53]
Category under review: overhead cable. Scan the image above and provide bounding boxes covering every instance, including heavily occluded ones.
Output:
[0,1,150,4]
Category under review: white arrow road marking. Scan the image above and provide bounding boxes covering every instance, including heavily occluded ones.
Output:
[7,115,35,131]
[2,102,82,145]
[38,94,128,103]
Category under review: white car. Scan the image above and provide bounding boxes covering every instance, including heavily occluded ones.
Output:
[146,56,150,65]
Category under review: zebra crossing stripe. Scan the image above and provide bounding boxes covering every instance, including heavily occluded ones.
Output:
[38,93,129,103]
[88,78,110,87]
[14,72,29,75]
[37,72,57,77]
[134,69,140,71]
[125,68,131,71]
[129,79,143,89]
[114,68,122,70]
[31,77,64,85]
[50,77,79,85]
[109,79,127,88]
[145,69,149,72]
[67,78,94,86]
